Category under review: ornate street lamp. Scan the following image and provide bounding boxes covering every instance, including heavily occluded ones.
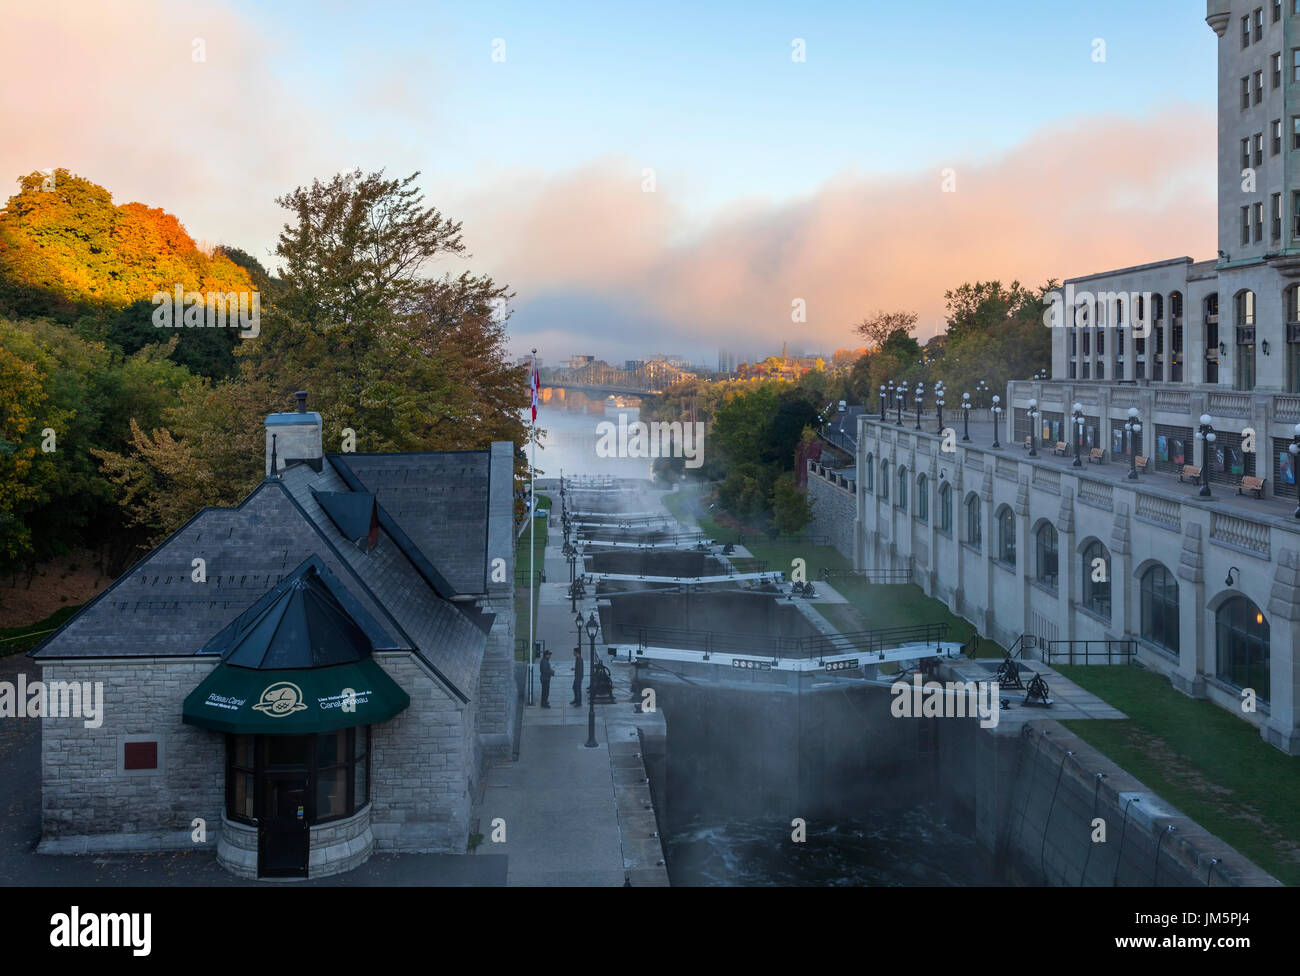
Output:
[1195,414,1216,498]
[961,392,971,441]
[1072,402,1085,468]
[879,384,888,421]
[584,611,601,748]
[1027,398,1040,457]
[1125,406,1143,480]
[934,382,946,435]
[895,383,905,426]
[1289,423,1300,519]
[976,379,990,408]
[914,382,924,431]
[990,395,1003,448]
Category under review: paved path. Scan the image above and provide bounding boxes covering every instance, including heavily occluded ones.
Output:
[478,483,669,885]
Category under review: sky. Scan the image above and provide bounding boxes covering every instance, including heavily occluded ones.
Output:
[1,0,1220,364]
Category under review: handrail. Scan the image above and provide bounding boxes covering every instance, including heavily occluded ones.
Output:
[1043,639,1135,665]
[616,621,949,662]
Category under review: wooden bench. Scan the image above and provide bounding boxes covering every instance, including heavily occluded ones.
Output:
[1237,475,1266,498]
[1134,455,1148,473]
[1087,448,1105,464]
[1052,441,1069,457]
[1179,465,1201,483]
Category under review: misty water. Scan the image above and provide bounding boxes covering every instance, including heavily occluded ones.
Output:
[540,396,990,886]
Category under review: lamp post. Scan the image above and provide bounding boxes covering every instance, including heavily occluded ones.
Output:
[584,612,600,749]
[1195,414,1216,498]
[934,382,946,435]
[976,379,990,408]
[1027,398,1040,457]
[990,395,1003,448]
[914,382,924,431]
[961,392,971,441]
[879,384,887,422]
[1289,423,1300,519]
[1072,402,1084,467]
[895,383,905,426]
[1125,407,1143,480]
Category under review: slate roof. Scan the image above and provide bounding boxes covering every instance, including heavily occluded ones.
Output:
[330,452,492,596]
[31,453,493,704]
[202,556,393,670]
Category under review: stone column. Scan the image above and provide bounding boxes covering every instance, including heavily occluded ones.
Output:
[1109,503,1132,642]
[1264,549,1300,753]
[1056,487,1077,642]
[1174,522,1208,697]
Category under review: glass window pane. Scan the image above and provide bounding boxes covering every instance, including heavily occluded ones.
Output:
[318,729,346,767]
[234,771,255,820]
[266,734,311,767]
[317,766,348,820]
[355,750,369,808]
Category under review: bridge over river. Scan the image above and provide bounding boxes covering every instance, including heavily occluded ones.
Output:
[544,359,696,397]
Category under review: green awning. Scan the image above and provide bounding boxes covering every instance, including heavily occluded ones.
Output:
[182,658,409,735]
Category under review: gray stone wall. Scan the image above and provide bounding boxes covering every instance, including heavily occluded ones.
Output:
[37,659,225,853]
[807,466,856,561]
[476,439,520,761]
[369,651,474,853]
[38,653,477,860]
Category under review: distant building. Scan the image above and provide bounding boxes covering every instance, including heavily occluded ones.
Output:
[624,359,646,371]
[568,355,596,369]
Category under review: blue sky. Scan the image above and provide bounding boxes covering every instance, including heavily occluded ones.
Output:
[233,0,1216,216]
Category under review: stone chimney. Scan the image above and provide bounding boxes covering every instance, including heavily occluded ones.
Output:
[265,390,323,476]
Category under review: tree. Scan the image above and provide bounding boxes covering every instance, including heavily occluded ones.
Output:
[273,169,465,331]
[855,310,918,351]
[772,473,813,535]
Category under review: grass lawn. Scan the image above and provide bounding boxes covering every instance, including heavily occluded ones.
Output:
[0,605,82,658]
[1057,663,1300,886]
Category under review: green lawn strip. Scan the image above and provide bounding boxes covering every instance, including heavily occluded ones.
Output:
[1057,664,1300,886]
[0,605,82,658]
[514,494,553,661]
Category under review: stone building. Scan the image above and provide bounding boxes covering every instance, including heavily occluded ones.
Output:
[30,396,518,877]
[838,1,1300,755]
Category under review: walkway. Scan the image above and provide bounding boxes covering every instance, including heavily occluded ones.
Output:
[476,486,669,885]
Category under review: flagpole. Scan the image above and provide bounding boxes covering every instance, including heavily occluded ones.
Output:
[527,349,537,707]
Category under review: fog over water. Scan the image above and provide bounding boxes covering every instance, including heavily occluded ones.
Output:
[527,401,649,481]
[531,395,987,886]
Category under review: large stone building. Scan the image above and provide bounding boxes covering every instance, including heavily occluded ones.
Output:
[843,0,1300,755]
[30,395,518,877]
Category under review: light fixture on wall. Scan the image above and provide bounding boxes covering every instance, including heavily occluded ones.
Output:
[1262,339,1271,355]
[1225,566,1240,587]
[1219,341,1227,356]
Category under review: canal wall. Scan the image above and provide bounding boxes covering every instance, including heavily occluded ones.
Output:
[638,661,1278,885]
[806,462,856,562]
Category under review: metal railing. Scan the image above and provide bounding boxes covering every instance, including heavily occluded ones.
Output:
[1043,639,1135,665]
[616,621,949,663]
[818,567,912,585]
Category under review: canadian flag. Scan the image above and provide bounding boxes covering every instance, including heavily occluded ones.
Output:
[530,360,539,423]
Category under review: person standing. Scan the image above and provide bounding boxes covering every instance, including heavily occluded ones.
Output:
[571,648,584,707]
[539,650,554,708]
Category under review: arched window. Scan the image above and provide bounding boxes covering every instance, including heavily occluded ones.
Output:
[1204,293,1220,385]
[1216,597,1270,700]
[1036,522,1058,588]
[1235,289,1257,390]
[1286,284,1300,394]
[880,460,890,501]
[938,482,952,533]
[916,474,929,523]
[1082,541,1112,618]
[896,465,908,512]
[965,493,982,549]
[1140,564,1180,654]
[865,453,874,493]
[1151,294,1165,381]
[996,506,1016,564]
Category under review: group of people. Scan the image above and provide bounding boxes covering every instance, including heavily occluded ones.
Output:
[537,648,585,708]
